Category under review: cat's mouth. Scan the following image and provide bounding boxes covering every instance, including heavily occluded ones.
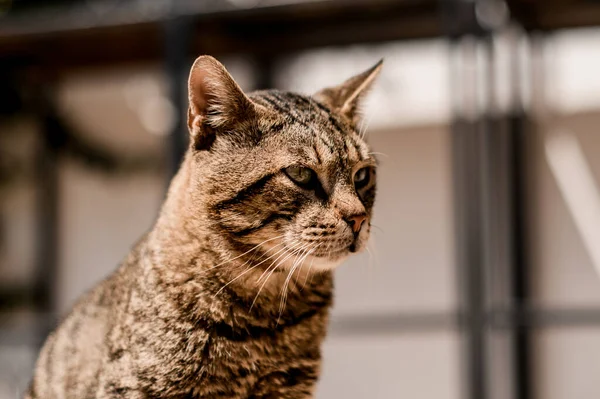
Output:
[302,250,348,271]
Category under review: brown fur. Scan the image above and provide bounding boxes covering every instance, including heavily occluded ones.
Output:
[27,56,382,398]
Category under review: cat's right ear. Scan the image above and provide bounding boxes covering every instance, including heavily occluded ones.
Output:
[313,60,383,127]
[187,55,255,150]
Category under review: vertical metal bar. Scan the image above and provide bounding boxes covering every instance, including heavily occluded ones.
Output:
[481,32,526,399]
[478,35,500,399]
[449,37,488,399]
[468,127,488,399]
[441,0,488,397]
[33,90,61,344]
[480,35,496,313]
[483,29,520,399]
[453,121,488,399]
[506,30,533,399]
[164,15,193,178]
[507,109,532,399]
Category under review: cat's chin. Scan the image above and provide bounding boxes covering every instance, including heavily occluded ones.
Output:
[301,253,348,272]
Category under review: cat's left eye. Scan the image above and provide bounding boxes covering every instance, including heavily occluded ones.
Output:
[284,166,316,187]
[354,167,371,189]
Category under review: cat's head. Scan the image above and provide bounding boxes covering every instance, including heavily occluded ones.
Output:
[183,56,381,272]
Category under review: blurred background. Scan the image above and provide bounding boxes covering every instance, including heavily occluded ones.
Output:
[1,0,600,398]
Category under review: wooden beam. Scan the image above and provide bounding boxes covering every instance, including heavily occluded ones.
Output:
[0,0,440,73]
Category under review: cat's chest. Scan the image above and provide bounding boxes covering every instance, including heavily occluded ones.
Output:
[204,311,326,372]
[182,313,326,397]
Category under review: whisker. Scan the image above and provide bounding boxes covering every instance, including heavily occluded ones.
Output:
[249,242,309,311]
[359,113,373,140]
[267,243,310,286]
[277,244,318,323]
[295,243,317,281]
[277,248,308,321]
[213,262,264,298]
[254,241,302,284]
[202,234,286,273]
[201,242,284,278]
[249,242,302,282]
[357,115,367,139]
[292,244,316,286]
[371,224,385,234]
[213,239,295,298]
[284,245,310,292]
[368,238,381,269]
[302,244,321,290]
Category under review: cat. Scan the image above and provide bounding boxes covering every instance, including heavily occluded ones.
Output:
[27,55,382,399]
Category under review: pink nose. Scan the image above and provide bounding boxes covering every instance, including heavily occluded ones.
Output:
[346,214,367,234]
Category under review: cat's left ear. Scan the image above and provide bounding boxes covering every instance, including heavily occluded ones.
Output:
[188,55,256,150]
[313,59,383,126]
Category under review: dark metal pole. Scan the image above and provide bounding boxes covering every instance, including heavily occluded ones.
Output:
[507,99,532,399]
[448,42,489,399]
[164,15,193,178]
[502,28,533,399]
[442,1,490,397]
[33,87,61,345]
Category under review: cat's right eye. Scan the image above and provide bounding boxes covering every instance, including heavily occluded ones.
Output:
[284,166,316,187]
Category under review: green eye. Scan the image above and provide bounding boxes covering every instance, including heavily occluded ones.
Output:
[284,166,315,187]
[354,167,371,189]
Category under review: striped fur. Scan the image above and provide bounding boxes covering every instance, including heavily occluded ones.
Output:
[27,56,381,398]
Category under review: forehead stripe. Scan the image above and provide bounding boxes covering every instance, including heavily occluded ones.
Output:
[273,93,340,155]
[282,92,314,112]
[263,92,337,155]
[287,92,348,136]
[285,93,357,161]
[260,94,313,132]
[302,94,348,137]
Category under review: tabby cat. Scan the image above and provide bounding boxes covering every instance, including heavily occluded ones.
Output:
[27,55,382,398]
